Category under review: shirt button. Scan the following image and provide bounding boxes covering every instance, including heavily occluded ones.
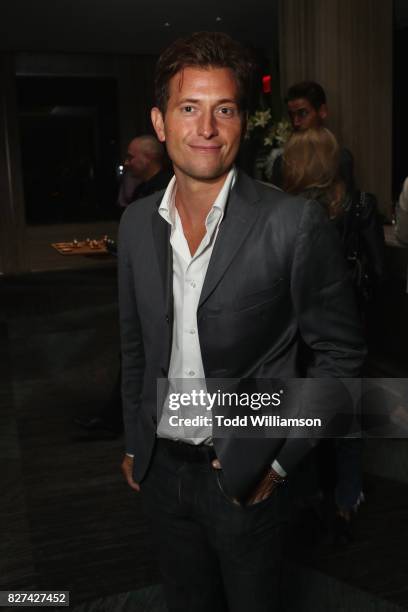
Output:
[188,329,196,335]
[187,370,195,377]
[190,281,196,288]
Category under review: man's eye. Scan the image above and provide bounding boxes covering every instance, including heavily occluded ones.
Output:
[182,106,194,113]
[218,107,235,116]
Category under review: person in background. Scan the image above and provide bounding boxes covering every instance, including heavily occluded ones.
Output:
[118,135,172,209]
[272,81,355,195]
[117,170,141,210]
[395,177,408,244]
[282,127,385,309]
[282,126,384,543]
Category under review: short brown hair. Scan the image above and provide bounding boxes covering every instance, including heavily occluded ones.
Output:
[282,127,345,217]
[154,31,254,114]
[285,81,326,111]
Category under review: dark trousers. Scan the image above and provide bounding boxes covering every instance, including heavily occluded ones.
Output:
[141,439,288,612]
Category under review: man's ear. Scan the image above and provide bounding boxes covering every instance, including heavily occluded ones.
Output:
[318,104,328,121]
[151,107,166,142]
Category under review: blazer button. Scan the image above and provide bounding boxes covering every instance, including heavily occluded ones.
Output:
[152,416,157,425]
[165,315,169,324]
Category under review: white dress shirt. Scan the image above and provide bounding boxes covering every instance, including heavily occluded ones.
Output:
[156,168,235,443]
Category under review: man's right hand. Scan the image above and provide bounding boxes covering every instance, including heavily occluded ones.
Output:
[121,455,140,492]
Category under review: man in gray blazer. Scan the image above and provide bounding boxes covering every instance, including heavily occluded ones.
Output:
[118,32,365,612]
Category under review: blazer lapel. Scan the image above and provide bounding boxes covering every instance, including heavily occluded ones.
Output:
[198,172,261,309]
[151,202,173,324]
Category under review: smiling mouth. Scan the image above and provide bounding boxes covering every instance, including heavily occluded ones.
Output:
[188,145,222,152]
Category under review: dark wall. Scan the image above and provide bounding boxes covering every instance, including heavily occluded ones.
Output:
[18,76,119,224]
[393,27,408,200]
[11,52,158,227]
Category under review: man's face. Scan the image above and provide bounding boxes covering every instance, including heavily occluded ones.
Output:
[151,67,244,182]
[287,97,327,131]
[124,141,147,178]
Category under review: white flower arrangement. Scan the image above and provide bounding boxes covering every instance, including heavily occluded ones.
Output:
[246,111,291,180]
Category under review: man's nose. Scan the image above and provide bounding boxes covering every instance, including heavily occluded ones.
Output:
[198,110,218,138]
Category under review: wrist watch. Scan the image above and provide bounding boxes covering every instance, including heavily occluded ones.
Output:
[265,467,286,485]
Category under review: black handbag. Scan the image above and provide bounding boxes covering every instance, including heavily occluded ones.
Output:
[342,191,385,304]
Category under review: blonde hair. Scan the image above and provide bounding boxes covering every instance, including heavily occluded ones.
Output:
[282,127,345,217]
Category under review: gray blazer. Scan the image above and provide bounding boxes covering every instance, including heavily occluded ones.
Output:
[118,170,366,500]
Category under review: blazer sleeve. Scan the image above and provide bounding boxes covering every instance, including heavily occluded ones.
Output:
[291,199,366,377]
[275,200,366,474]
[118,216,146,455]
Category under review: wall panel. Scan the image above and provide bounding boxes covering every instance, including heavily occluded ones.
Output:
[279,0,392,215]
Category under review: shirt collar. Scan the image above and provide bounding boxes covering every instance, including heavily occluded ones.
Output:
[158,166,237,226]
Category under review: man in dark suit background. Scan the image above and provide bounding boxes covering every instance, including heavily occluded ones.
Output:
[118,135,172,209]
[118,32,365,611]
[272,81,355,195]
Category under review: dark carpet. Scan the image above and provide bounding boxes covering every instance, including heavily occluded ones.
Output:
[1,267,408,611]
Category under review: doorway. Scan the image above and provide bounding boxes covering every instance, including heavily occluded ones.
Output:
[17,76,120,225]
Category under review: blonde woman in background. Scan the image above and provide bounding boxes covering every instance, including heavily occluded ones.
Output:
[282,127,385,544]
[282,127,384,307]
[282,127,344,218]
